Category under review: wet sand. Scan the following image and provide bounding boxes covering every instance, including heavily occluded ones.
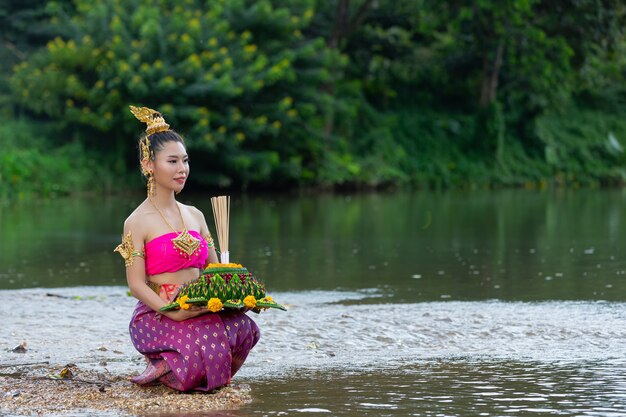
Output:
[0,363,251,416]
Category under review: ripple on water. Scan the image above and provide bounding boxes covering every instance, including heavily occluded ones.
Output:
[2,287,626,374]
[2,288,626,416]
[242,360,626,417]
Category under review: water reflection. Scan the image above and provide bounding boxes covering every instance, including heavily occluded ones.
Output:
[2,190,626,302]
[239,360,626,416]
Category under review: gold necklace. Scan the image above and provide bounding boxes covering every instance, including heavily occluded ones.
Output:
[149,198,201,257]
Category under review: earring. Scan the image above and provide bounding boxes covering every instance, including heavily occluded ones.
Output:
[147,172,155,197]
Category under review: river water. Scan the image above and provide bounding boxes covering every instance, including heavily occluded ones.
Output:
[1,190,626,416]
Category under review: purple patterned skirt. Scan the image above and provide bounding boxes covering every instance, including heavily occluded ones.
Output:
[129,302,260,391]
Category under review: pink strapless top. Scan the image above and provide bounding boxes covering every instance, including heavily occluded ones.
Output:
[144,230,209,275]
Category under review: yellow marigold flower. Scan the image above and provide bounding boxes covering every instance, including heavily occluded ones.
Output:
[264,296,273,302]
[177,295,190,310]
[244,295,257,308]
[207,297,223,312]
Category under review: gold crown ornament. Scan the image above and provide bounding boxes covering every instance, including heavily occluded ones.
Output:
[130,105,171,168]
[129,105,170,135]
[129,105,172,196]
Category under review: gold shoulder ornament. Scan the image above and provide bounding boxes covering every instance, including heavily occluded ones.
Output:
[114,231,144,267]
[203,232,215,248]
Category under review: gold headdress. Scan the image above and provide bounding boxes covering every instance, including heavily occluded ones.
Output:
[129,105,171,196]
[129,105,171,164]
[129,105,170,135]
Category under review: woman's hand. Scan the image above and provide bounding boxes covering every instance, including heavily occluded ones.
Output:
[162,305,209,322]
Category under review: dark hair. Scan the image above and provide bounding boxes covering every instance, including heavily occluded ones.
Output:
[138,130,186,171]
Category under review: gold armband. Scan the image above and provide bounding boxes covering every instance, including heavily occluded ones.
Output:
[204,232,215,248]
[114,231,144,267]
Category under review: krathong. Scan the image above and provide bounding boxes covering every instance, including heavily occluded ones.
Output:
[159,263,285,312]
[159,196,286,314]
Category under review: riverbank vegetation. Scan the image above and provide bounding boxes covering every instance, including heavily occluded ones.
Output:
[2,0,626,197]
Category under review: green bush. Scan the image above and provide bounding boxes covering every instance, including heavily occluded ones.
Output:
[0,118,111,199]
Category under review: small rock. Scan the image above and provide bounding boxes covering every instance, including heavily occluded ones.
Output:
[11,342,27,353]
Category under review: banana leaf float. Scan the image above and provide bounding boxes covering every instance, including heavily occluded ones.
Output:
[159,263,286,313]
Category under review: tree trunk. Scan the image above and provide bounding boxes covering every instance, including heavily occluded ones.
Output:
[479,40,504,107]
[323,0,375,140]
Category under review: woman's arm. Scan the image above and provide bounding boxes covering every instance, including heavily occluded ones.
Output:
[120,218,208,321]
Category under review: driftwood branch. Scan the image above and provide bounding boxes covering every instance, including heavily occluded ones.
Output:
[33,376,113,386]
[0,361,49,369]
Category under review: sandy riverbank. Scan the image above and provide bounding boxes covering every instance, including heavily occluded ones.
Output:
[0,362,251,416]
[1,288,255,416]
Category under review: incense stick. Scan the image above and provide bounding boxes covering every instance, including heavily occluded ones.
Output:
[210,196,230,263]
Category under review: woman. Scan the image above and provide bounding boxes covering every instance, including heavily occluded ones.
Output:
[114,105,260,391]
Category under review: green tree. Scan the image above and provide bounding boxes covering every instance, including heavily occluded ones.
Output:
[0,0,65,114]
[11,0,337,188]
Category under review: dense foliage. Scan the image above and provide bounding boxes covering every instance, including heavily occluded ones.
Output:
[2,0,626,197]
